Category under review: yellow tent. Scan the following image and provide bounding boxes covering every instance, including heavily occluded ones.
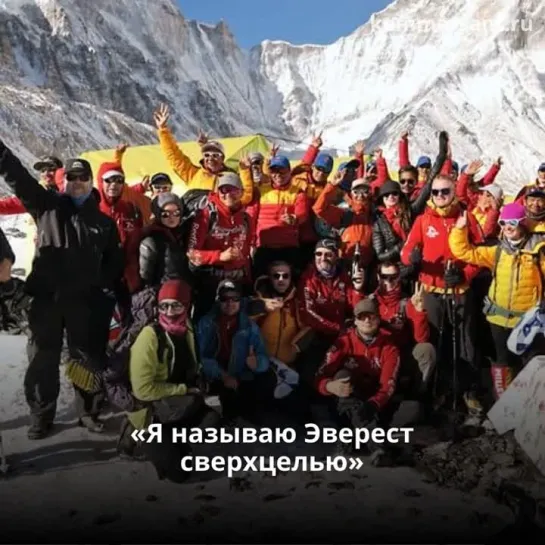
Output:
[81,134,271,193]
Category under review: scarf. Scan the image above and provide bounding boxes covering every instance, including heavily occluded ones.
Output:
[381,206,408,241]
[159,312,188,337]
[70,191,92,208]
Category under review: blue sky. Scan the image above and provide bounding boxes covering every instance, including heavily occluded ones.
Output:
[178,0,392,49]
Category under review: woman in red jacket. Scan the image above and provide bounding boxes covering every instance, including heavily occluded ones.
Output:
[187,172,253,319]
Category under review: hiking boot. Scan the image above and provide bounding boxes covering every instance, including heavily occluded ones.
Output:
[27,420,53,440]
[78,416,105,434]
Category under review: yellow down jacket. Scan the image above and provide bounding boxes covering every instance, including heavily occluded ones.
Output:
[449,226,545,328]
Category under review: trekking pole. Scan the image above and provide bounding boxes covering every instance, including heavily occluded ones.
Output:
[450,292,459,413]
[433,294,447,400]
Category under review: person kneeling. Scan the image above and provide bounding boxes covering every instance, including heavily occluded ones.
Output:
[315,297,401,459]
[120,279,219,483]
[197,280,274,423]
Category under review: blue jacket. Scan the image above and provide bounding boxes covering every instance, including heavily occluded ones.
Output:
[197,301,270,381]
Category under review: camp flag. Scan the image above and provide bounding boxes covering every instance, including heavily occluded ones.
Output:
[81,134,271,194]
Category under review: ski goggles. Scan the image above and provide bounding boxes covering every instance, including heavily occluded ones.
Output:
[498,218,522,227]
[351,186,371,196]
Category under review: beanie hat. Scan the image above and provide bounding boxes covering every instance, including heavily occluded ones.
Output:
[158,279,191,305]
[151,192,182,219]
[378,179,401,198]
[499,202,526,222]
[202,141,225,156]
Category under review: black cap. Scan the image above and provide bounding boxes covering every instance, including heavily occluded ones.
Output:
[216,279,242,299]
[151,172,173,186]
[33,156,63,171]
[64,158,92,178]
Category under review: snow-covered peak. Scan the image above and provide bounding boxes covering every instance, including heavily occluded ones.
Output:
[0,0,544,194]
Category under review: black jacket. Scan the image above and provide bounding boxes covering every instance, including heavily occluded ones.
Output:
[0,141,124,297]
[139,225,190,287]
[0,278,30,334]
[0,226,15,264]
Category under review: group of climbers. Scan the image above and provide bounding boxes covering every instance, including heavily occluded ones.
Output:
[1,103,545,481]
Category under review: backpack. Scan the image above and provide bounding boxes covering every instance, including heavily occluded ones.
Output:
[103,322,170,412]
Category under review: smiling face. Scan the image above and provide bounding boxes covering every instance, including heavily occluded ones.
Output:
[103,175,125,200]
[398,170,417,195]
[218,185,242,209]
[311,166,329,184]
[64,172,92,198]
[525,195,545,216]
[203,151,224,173]
[315,248,337,276]
[355,311,380,336]
[537,169,545,186]
[431,176,455,208]
[499,219,525,241]
[383,191,400,208]
[270,167,291,187]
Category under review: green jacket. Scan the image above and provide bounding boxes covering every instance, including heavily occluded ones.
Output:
[128,322,198,429]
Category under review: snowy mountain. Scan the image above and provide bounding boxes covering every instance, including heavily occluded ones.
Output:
[0,0,544,194]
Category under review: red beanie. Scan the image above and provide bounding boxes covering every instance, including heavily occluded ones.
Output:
[158,279,191,305]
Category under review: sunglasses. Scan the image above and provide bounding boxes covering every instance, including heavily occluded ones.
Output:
[158,301,185,312]
[203,152,223,160]
[380,272,400,281]
[104,176,125,185]
[66,173,91,183]
[161,209,181,219]
[315,251,336,258]
[399,178,416,186]
[272,272,290,280]
[218,185,241,195]
[314,166,330,174]
[498,219,521,228]
[40,168,56,175]
[356,312,377,321]
[419,164,431,169]
[383,192,400,199]
[153,185,172,192]
[352,187,370,195]
[431,188,451,197]
[220,295,241,303]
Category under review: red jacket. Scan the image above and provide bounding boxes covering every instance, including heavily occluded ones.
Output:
[188,193,253,273]
[97,162,145,292]
[298,264,363,337]
[455,166,500,209]
[400,202,481,293]
[315,327,400,410]
[374,288,429,347]
[0,196,26,215]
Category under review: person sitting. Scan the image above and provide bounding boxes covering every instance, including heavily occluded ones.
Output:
[197,280,273,423]
[315,297,401,457]
[138,192,190,290]
[297,239,365,398]
[120,279,219,482]
[0,227,30,334]
[373,262,436,398]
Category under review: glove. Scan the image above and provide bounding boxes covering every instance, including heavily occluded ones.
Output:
[409,247,422,267]
[358,401,378,426]
[444,264,464,288]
